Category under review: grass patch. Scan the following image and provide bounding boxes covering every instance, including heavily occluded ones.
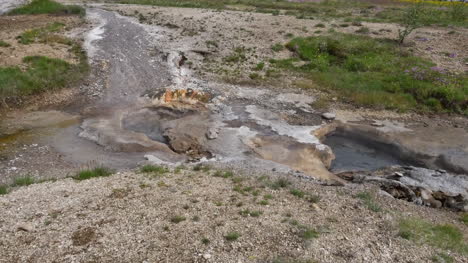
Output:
[0,39,88,107]
[275,33,467,113]
[399,218,468,255]
[253,62,265,71]
[271,43,284,52]
[0,185,8,195]
[431,252,454,263]
[0,41,11,47]
[225,231,240,241]
[460,213,468,225]
[356,191,382,212]
[239,209,262,217]
[170,215,186,224]
[201,237,210,244]
[268,178,291,189]
[17,22,66,45]
[73,167,113,181]
[289,189,305,198]
[213,170,233,178]
[12,176,35,187]
[300,228,320,240]
[193,164,211,172]
[8,0,85,16]
[139,164,169,175]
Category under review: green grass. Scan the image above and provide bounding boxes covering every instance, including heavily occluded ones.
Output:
[0,185,8,195]
[213,170,233,178]
[225,231,240,241]
[170,215,186,224]
[239,209,262,217]
[356,191,382,212]
[399,218,468,255]
[73,167,113,181]
[290,189,305,198]
[201,237,210,244]
[0,41,11,47]
[431,252,454,263]
[17,22,66,45]
[192,164,211,172]
[8,0,85,16]
[140,164,169,175]
[300,228,320,240]
[113,1,467,27]
[369,3,467,27]
[269,178,291,189]
[0,40,88,107]
[271,43,284,52]
[460,213,468,225]
[12,176,35,187]
[274,33,467,113]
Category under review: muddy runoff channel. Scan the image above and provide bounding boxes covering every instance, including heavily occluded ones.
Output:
[2,7,468,211]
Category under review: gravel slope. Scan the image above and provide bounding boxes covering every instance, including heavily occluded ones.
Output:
[1,168,466,262]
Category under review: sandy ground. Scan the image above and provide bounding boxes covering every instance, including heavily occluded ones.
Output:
[1,168,467,263]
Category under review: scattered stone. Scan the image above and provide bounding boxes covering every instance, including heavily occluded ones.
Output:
[321,112,336,120]
[203,254,212,259]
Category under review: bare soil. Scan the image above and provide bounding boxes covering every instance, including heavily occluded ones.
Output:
[0,14,83,67]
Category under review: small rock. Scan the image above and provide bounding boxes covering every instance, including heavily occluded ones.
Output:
[206,127,219,140]
[203,254,212,259]
[394,172,404,177]
[321,112,336,120]
[17,223,33,232]
[378,189,394,199]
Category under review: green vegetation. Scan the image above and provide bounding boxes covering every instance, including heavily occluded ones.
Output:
[114,0,467,27]
[0,40,88,107]
[140,164,169,175]
[0,185,8,195]
[273,33,467,113]
[372,2,467,27]
[170,215,186,223]
[214,170,234,178]
[193,164,211,172]
[271,43,284,52]
[224,47,247,63]
[12,176,35,187]
[300,228,320,240]
[399,218,468,255]
[356,191,382,212]
[290,189,305,198]
[201,237,210,244]
[8,0,85,16]
[17,22,66,45]
[355,26,370,34]
[225,231,240,241]
[239,209,262,217]
[74,167,113,181]
[0,41,11,47]
[398,3,423,44]
[268,178,291,189]
[460,213,468,225]
[431,252,454,263]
